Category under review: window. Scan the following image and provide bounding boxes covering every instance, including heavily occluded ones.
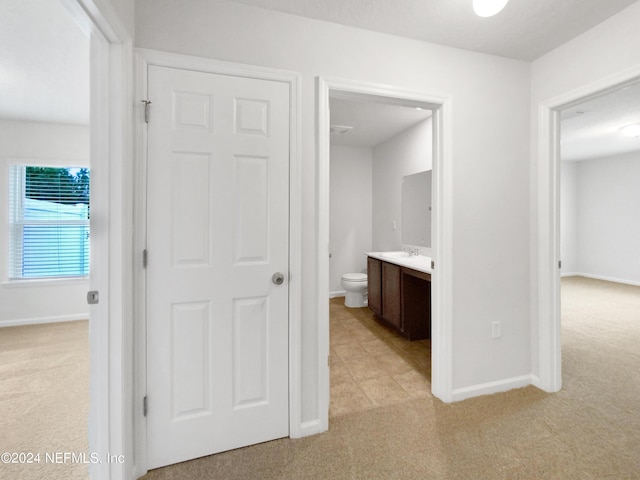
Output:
[8,165,90,280]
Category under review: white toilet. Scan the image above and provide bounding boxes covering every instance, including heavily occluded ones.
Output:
[341,273,368,308]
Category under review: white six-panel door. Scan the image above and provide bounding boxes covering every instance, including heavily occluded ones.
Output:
[145,65,290,469]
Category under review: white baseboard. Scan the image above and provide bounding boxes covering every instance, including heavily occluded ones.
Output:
[296,419,326,438]
[329,290,346,299]
[530,374,562,393]
[451,374,533,402]
[563,273,640,287]
[0,313,89,328]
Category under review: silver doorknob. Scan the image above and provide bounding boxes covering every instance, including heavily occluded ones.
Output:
[272,272,285,285]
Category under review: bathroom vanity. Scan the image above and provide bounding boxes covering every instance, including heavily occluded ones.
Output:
[367,253,431,341]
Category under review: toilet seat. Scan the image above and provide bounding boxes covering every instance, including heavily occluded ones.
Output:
[342,273,367,282]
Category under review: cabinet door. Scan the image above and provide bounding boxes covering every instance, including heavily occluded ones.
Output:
[400,269,431,341]
[367,257,382,316]
[382,262,402,330]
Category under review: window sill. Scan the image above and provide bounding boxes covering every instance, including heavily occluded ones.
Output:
[2,277,89,288]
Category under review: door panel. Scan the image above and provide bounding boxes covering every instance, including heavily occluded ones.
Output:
[234,155,269,263]
[171,152,211,265]
[146,65,290,469]
[171,301,211,419]
[232,296,268,408]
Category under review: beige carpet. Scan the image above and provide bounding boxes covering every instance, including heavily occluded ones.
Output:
[142,276,640,480]
[2,277,640,480]
[0,320,89,480]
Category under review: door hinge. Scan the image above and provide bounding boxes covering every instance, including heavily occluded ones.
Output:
[143,249,148,269]
[142,100,151,123]
[143,396,148,417]
[431,260,435,270]
[559,260,562,269]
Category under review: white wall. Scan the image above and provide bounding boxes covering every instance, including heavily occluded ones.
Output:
[329,119,432,296]
[531,0,640,376]
[372,118,432,253]
[329,145,373,295]
[102,0,135,38]
[562,153,640,284]
[561,161,579,274]
[136,0,532,422]
[578,152,640,284]
[0,120,90,327]
[531,1,640,104]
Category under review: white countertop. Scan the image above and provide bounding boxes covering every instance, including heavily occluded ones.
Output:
[367,252,432,274]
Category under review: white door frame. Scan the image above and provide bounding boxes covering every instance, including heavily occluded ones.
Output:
[134,48,302,475]
[535,66,640,393]
[317,76,454,418]
[59,0,133,479]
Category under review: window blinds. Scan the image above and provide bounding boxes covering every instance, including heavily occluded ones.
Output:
[8,165,90,279]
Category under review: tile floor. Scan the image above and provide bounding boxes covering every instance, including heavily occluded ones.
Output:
[329,297,432,418]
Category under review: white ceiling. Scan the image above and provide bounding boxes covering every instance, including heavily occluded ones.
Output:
[561,81,640,161]
[231,0,640,159]
[330,83,640,157]
[1,0,638,161]
[0,0,89,125]
[228,0,638,61]
[330,97,432,147]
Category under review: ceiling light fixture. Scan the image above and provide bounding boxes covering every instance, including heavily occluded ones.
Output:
[473,0,510,17]
[620,124,640,137]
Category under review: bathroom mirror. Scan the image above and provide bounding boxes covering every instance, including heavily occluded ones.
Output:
[402,170,432,247]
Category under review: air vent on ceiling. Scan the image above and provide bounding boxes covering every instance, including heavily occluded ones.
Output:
[561,109,587,121]
[330,125,354,135]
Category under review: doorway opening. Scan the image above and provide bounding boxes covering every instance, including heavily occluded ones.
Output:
[0,1,91,478]
[536,69,640,393]
[317,77,454,428]
[557,79,640,386]
[327,95,433,416]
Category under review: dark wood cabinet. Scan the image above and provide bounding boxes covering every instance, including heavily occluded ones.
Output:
[382,262,402,330]
[367,256,431,341]
[401,268,431,341]
[367,257,382,316]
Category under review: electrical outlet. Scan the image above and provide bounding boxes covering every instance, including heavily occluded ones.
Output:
[491,321,501,339]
